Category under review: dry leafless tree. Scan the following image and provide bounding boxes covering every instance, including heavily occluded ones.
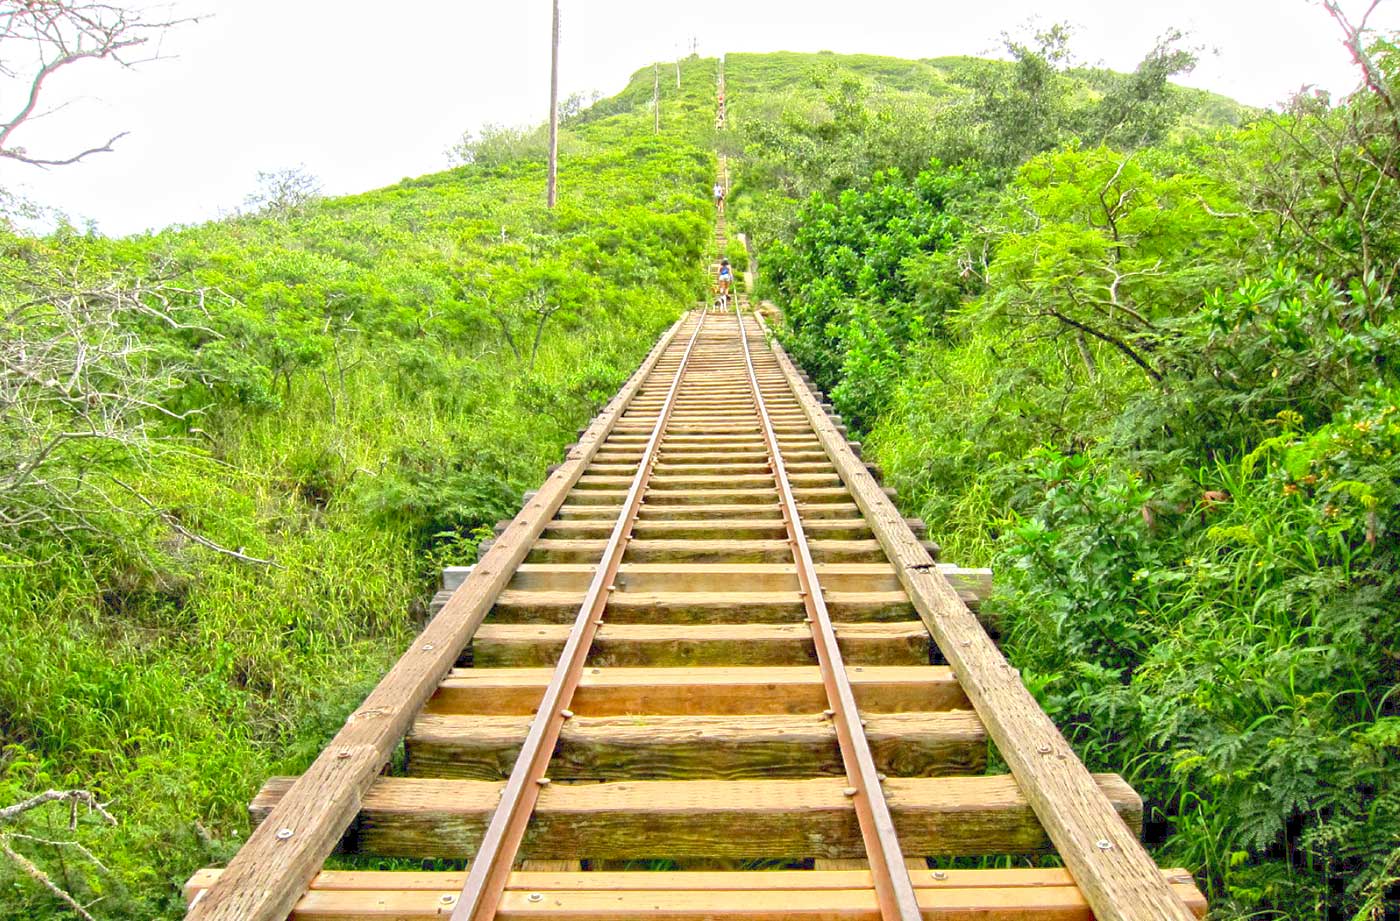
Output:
[243,164,322,216]
[0,1,196,168]
[0,255,244,556]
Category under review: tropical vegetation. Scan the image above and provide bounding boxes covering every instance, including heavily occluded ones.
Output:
[3,9,1398,920]
[726,20,1400,919]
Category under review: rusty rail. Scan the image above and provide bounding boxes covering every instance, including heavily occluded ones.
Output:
[450,311,710,921]
[733,307,921,921]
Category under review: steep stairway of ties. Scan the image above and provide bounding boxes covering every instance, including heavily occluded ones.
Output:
[184,62,1206,921]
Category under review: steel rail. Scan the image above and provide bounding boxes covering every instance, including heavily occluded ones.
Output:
[734,308,922,921]
[451,310,710,921]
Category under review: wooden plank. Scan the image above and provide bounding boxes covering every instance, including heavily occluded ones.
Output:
[508,562,895,592]
[186,866,1208,895]
[508,562,985,595]
[184,883,1208,920]
[598,501,860,521]
[405,710,987,779]
[183,316,694,921]
[423,665,968,716]
[249,774,1142,860]
[489,589,924,623]
[543,518,877,541]
[470,622,930,667]
[570,487,780,506]
[564,486,869,507]
[758,313,1200,921]
[487,589,989,624]
[519,861,581,872]
[527,538,888,563]
[579,472,840,489]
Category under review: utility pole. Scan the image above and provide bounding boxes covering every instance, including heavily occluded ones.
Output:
[653,62,660,133]
[546,0,560,208]
[675,43,681,88]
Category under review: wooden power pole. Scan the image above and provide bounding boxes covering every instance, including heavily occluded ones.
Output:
[546,0,560,208]
[653,63,660,133]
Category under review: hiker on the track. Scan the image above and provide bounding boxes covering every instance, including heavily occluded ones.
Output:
[716,258,734,308]
[713,181,725,206]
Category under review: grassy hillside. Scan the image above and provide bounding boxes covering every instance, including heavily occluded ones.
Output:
[0,57,716,919]
[6,37,1388,921]
[725,41,1399,921]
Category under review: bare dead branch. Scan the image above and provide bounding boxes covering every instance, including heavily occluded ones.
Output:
[0,789,115,826]
[0,2,197,167]
[1323,0,1400,141]
[0,254,235,561]
[0,788,118,920]
[2,130,128,167]
[0,839,101,921]
[111,477,279,567]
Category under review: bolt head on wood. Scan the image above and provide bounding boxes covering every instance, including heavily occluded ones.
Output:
[275,827,293,840]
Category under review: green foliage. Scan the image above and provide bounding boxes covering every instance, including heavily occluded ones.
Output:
[731,34,1400,921]
[979,143,1254,389]
[0,60,714,919]
[1131,266,1400,464]
[997,404,1400,914]
[764,162,989,428]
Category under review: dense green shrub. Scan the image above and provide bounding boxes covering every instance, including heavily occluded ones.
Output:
[731,38,1400,920]
[763,163,988,428]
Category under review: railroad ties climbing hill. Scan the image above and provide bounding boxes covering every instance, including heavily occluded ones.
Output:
[183,124,1208,921]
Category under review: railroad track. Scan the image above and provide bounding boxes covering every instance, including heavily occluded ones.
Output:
[185,192,1207,920]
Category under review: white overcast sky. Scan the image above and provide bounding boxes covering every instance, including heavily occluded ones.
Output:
[3,0,1396,237]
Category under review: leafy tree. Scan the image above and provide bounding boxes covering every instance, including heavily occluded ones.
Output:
[766,161,987,428]
[1091,30,1200,148]
[982,144,1251,383]
[972,24,1077,170]
[448,122,543,167]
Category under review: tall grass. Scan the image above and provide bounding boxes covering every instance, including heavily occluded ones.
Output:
[0,56,715,918]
